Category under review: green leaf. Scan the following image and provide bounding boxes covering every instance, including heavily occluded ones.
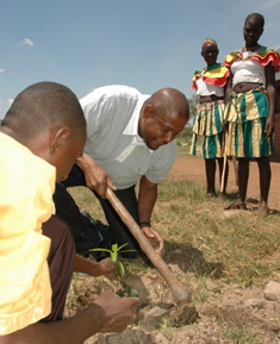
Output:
[117,243,129,251]
[117,261,125,278]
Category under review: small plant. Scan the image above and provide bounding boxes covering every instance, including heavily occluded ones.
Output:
[90,243,139,297]
[90,243,134,278]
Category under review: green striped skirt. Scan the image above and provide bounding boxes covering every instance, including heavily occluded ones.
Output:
[190,100,225,159]
[224,87,274,158]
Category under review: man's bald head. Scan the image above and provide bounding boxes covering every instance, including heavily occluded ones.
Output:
[146,87,189,122]
[139,87,189,150]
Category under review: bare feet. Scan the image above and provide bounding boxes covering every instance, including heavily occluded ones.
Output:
[255,203,269,216]
[215,193,227,202]
[206,191,216,198]
[224,200,246,210]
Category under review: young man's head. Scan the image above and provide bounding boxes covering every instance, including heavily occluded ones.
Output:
[243,13,264,48]
[138,88,189,150]
[1,81,87,182]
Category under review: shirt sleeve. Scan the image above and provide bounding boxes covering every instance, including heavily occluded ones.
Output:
[0,148,55,335]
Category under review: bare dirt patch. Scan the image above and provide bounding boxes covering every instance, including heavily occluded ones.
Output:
[170,155,280,211]
[65,154,280,344]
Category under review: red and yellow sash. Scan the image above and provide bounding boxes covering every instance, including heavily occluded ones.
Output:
[224,46,280,70]
[191,63,230,90]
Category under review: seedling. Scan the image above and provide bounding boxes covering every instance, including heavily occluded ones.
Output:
[90,243,134,278]
[90,243,139,297]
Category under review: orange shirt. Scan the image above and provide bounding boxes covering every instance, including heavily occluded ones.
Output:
[0,132,56,334]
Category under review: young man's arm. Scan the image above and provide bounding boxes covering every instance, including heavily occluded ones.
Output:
[74,254,118,280]
[0,293,138,344]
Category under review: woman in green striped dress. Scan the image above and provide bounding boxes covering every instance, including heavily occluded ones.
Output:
[224,13,280,214]
[190,38,230,199]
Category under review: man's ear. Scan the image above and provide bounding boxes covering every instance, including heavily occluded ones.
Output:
[141,104,154,121]
[49,127,71,155]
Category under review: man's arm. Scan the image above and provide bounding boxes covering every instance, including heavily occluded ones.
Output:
[137,176,164,254]
[75,153,116,198]
[74,254,118,280]
[0,293,138,344]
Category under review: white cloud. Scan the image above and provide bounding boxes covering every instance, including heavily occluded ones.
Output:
[0,69,4,73]
[21,38,34,47]
[7,99,14,106]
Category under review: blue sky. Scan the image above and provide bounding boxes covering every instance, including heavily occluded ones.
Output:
[1,0,280,118]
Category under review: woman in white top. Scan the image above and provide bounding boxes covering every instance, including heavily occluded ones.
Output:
[190,38,230,199]
[224,13,280,214]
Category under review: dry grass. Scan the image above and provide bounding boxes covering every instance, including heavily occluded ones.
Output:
[70,155,280,286]
[68,151,280,288]
[155,177,280,287]
[67,145,280,343]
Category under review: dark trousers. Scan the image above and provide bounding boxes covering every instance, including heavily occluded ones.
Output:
[55,164,140,257]
[41,215,75,322]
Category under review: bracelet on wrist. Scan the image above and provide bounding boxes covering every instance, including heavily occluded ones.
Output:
[139,221,151,229]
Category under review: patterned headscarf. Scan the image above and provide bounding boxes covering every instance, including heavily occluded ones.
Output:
[201,38,218,49]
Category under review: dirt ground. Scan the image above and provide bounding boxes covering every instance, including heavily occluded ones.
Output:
[170,155,280,211]
[66,155,280,344]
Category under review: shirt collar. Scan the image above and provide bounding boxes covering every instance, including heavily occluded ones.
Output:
[123,94,149,136]
[122,94,154,153]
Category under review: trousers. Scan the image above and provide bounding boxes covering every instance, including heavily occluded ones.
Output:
[54,164,140,258]
[41,215,75,322]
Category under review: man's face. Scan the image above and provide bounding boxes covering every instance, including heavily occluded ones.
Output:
[140,109,187,150]
[243,18,263,48]
[52,129,86,182]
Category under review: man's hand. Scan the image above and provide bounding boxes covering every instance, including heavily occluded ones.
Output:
[88,292,139,333]
[76,153,116,198]
[94,258,118,280]
[74,255,117,279]
[141,224,164,255]
[0,292,139,344]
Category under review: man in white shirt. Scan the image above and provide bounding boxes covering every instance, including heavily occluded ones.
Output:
[55,85,189,258]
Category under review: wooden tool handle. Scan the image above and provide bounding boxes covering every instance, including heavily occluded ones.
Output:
[106,188,192,305]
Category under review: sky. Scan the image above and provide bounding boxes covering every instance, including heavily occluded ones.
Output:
[1,0,280,118]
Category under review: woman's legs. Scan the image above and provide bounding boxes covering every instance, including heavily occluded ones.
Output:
[256,156,271,213]
[205,158,216,195]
